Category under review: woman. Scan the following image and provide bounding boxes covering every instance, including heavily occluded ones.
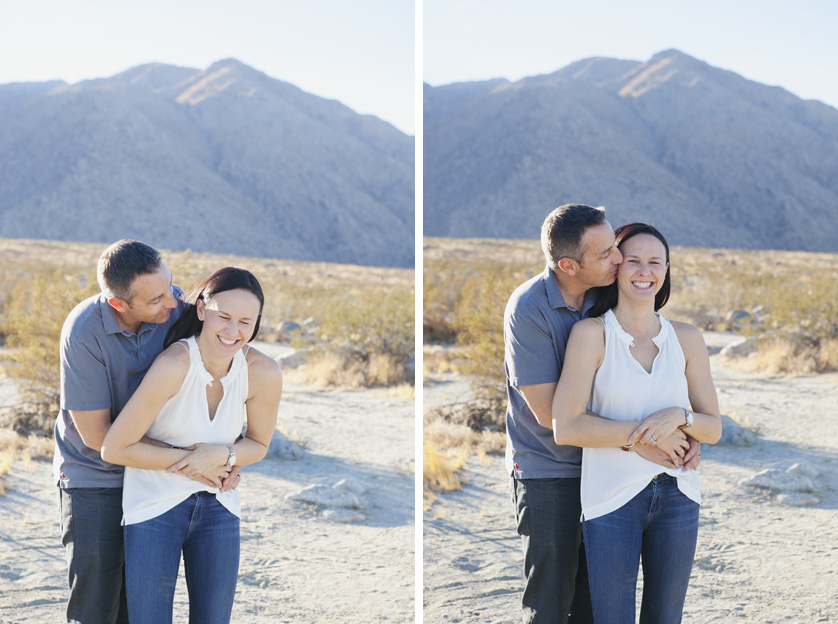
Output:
[102,267,283,624]
[552,223,721,623]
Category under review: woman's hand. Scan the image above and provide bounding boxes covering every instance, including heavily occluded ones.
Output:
[628,406,687,446]
[166,443,230,487]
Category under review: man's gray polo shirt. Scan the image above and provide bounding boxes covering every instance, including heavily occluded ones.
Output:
[504,265,596,479]
[53,289,185,488]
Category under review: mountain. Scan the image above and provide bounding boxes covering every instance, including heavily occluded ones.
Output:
[0,59,414,267]
[424,49,838,252]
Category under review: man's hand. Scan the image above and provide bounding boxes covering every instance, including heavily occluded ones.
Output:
[682,437,701,471]
[219,465,242,493]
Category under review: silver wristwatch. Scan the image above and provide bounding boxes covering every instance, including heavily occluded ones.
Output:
[680,408,694,429]
[225,445,237,468]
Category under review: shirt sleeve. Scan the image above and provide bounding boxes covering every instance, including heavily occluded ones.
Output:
[505,306,560,388]
[60,326,112,412]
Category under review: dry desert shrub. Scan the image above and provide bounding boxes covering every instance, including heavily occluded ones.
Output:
[0,240,414,427]
[422,344,462,376]
[1,269,97,422]
[0,428,53,495]
[286,286,415,388]
[422,402,506,507]
[424,238,838,392]
[422,442,469,509]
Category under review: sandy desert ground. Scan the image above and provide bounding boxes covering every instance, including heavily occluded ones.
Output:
[0,344,415,623]
[423,332,838,623]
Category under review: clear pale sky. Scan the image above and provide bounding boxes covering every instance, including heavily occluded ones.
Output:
[424,0,838,111]
[0,0,415,134]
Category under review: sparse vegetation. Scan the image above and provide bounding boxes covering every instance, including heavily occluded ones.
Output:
[422,237,838,502]
[0,238,413,492]
[425,237,838,394]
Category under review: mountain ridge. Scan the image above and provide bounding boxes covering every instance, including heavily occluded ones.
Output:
[0,59,413,267]
[424,49,838,252]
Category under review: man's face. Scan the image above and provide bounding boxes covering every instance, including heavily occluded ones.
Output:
[573,221,623,288]
[116,264,178,326]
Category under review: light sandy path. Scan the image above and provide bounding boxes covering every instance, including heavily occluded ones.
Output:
[423,334,838,623]
[0,383,414,623]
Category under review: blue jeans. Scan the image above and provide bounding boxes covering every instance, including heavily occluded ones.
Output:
[124,492,240,624]
[511,476,594,624]
[582,475,699,624]
[59,487,129,624]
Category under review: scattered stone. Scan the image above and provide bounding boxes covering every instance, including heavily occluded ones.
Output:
[432,398,505,432]
[278,352,306,369]
[720,337,757,357]
[740,469,818,494]
[333,477,367,496]
[287,482,369,510]
[266,431,304,460]
[725,309,751,323]
[786,462,819,478]
[277,321,302,334]
[716,414,757,447]
[776,492,820,507]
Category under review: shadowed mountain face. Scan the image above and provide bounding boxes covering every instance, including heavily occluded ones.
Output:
[424,49,838,252]
[0,59,414,267]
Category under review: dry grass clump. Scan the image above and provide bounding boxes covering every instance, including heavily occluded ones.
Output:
[423,443,469,509]
[0,428,53,496]
[284,352,409,389]
[423,345,463,376]
[422,402,506,508]
[729,338,838,375]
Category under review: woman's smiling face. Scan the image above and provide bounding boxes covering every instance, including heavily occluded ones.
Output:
[616,233,669,302]
[197,288,262,352]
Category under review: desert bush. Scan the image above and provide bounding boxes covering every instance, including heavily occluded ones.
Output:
[292,285,415,387]
[0,238,415,449]
[422,408,504,508]
[1,270,97,424]
[426,238,838,383]
[451,267,523,401]
[0,428,53,495]
[422,442,469,509]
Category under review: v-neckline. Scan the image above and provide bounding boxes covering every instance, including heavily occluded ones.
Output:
[607,309,665,375]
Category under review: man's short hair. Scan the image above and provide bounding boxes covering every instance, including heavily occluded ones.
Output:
[541,204,607,271]
[97,240,162,302]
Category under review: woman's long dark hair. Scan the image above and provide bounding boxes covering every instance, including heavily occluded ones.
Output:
[165,267,264,348]
[589,222,671,318]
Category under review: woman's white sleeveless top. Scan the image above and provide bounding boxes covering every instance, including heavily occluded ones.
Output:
[581,309,701,521]
[122,336,248,525]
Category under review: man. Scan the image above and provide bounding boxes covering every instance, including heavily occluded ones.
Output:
[53,240,235,623]
[504,204,697,623]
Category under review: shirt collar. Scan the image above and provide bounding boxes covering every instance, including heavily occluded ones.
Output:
[99,294,155,336]
[542,265,597,315]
